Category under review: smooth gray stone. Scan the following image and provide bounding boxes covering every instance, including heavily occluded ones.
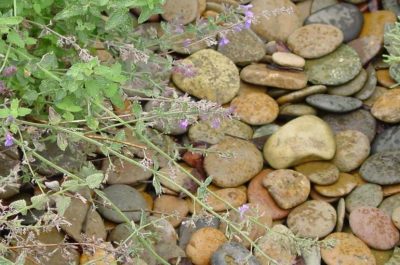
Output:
[179,216,220,249]
[383,0,400,16]
[379,193,400,217]
[305,3,363,42]
[355,64,377,100]
[211,242,260,265]
[372,125,400,154]
[311,0,338,13]
[306,94,362,113]
[360,151,400,185]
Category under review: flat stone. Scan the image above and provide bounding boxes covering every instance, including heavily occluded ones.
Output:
[360,10,397,43]
[321,232,376,265]
[161,0,198,25]
[277,85,327,105]
[204,137,263,187]
[379,193,400,217]
[305,3,363,42]
[186,227,227,265]
[158,163,197,194]
[327,68,368,96]
[371,249,393,265]
[250,0,302,41]
[97,184,148,223]
[287,24,343,59]
[60,197,89,242]
[218,29,266,65]
[188,118,253,145]
[383,0,400,16]
[279,104,317,117]
[262,169,310,209]
[360,151,400,185]
[295,161,339,185]
[102,157,152,185]
[311,0,338,13]
[383,183,400,197]
[237,80,267,96]
[371,125,400,154]
[349,207,399,250]
[179,216,219,250]
[306,94,363,113]
[240,64,308,90]
[287,200,337,238]
[386,247,400,265]
[355,64,378,100]
[363,86,388,108]
[336,198,345,232]
[305,45,362,86]
[376,69,397,88]
[348,36,382,65]
[204,187,247,211]
[296,0,313,25]
[301,244,321,265]
[230,93,279,125]
[331,130,370,172]
[0,152,20,200]
[272,52,305,68]
[310,188,340,203]
[82,208,107,241]
[211,242,259,265]
[314,173,358,197]
[392,207,400,230]
[322,109,377,142]
[255,225,297,265]
[153,195,189,227]
[172,49,240,104]
[371,88,400,123]
[247,169,290,220]
[345,184,383,213]
[264,115,336,169]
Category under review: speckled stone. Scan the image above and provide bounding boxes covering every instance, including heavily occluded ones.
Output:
[277,85,327,105]
[322,109,377,142]
[371,88,400,123]
[311,0,338,13]
[348,36,382,65]
[391,207,400,230]
[172,49,240,104]
[327,68,368,96]
[272,52,305,68]
[204,187,247,212]
[250,0,302,41]
[97,184,148,223]
[355,64,378,100]
[336,198,345,232]
[264,115,336,169]
[306,94,363,113]
[331,130,370,172]
[204,137,263,188]
[360,151,400,185]
[305,3,363,42]
[217,29,266,64]
[371,125,400,154]
[364,86,387,108]
[153,195,189,227]
[349,207,399,250]
[295,161,339,185]
[161,0,198,25]
[287,200,337,238]
[188,118,253,145]
[211,242,259,265]
[383,0,400,16]
[314,173,358,198]
[158,163,197,194]
[247,169,290,220]
[310,188,340,203]
[255,225,297,265]
[321,232,376,265]
[345,184,383,213]
[296,0,313,24]
[240,64,308,90]
[262,169,310,209]
[287,24,343,59]
[379,193,400,217]
[305,45,362,86]
[102,157,152,185]
[279,104,317,117]
[230,93,279,125]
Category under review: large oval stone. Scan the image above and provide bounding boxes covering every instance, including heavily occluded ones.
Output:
[305,94,363,113]
[360,151,400,185]
[204,137,263,187]
[371,88,400,123]
[371,125,400,154]
[172,49,240,104]
[263,115,336,169]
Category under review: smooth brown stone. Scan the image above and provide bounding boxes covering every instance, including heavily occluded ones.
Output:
[392,207,400,230]
[309,188,340,203]
[336,198,345,232]
[383,184,400,197]
[240,64,308,90]
[376,69,398,88]
[272,52,305,68]
[359,10,397,43]
[314,173,358,197]
[371,88,400,123]
[348,36,382,65]
[295,161,340,185]
[363,86,388,108]
[247,169,290,220]
[279,104,317,117]
[153,195,189,227]
[237,80,267,96]
[204,187,247,211]
[277,85,327,105]
[161,0,198,25]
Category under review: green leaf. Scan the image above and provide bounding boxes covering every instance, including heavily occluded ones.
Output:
[109,92,124,108]
[94,63,126,83]
[85,115,99,130]
[0,108,10,118]
[22,90,39,103]
[54,195,71,216]
[38,52,58,70]
[7,30,24,48]
[17,107,31,117]
[63,112,74,121]
[86,173,104,189]
[48,107,61,125]
[57,132,68,151]
[54,5,86,20]
[31,194,49,210]
[103,82,119,98]
[9,199,27,215]
[0,16,23,25]
[105,8,129,31]
[56,96,82,112]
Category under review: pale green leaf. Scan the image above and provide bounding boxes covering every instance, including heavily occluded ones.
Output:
[9,199,27,215]
[31,194,49,210]
[0,16,23,25]
[54,195,71,216]
[86,173,104,189]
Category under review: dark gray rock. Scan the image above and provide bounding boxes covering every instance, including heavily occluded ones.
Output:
[372,125,400,154]
[354,64,377,100]
[360,151,400,185]
[211,242,260,265]
[306,94,362,113]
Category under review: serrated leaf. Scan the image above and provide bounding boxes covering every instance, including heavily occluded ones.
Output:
[54,195,71,216]
[7,30,24,48]
[31,194,49,210]
[0,16,23,25]
[86,173,104,189]
[56,96,82,112]
[48,106,61,125]
[9,199,27,215]
[85,115,99,130]
[105,9,130,31]
[54,5,86,20]
[17,107,31,117]
[56,132,68,151]
[38,52,58,70]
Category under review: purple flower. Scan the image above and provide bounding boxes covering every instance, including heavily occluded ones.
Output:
[179,119,189,130]
[2,66,17,77]
[211,118,221,129]
[238,204,250,219]
[218,36,229,47]
[4,132,13,147]
[183,39,191,48]
[233,24,243,32]
[240,4,253,12]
